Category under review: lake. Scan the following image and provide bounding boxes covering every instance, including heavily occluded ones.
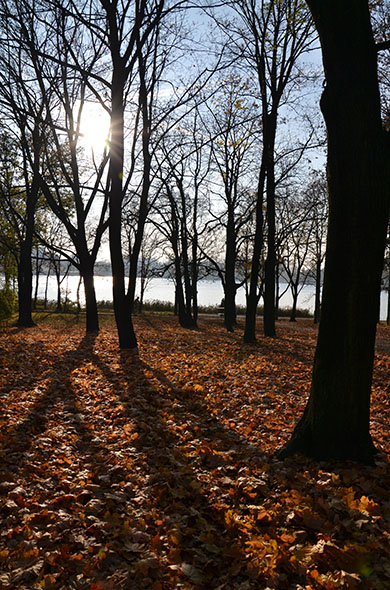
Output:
[34,274,389,321]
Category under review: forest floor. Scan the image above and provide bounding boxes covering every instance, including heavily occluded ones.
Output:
[0,315,390,590]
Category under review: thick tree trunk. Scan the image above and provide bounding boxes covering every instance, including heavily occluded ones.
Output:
[279,0,390,462]
[109,69,137,349]
[263,124,277,338]
[16,186,37,327]
[224,285,236,333]
[81,266,99,332]
[174,254,193,329]
[17,248,35,327]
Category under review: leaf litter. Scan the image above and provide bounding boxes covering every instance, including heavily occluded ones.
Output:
[0,316,389,589]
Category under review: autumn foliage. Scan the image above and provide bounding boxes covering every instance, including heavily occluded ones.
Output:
[0,315,389,589]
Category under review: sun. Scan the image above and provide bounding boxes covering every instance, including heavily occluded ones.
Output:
[80,103,110,152]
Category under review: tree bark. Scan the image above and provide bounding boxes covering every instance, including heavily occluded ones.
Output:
[81,265,99,332]
[263,122,277,338]
[279,0,390,462]
[16,180,38,327]
[17,247,35,327]
[289,282,298,322]
[109,66,137,349]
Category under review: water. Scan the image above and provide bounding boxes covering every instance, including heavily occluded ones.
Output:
[34,273,389,320]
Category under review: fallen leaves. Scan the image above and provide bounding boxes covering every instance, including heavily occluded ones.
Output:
[0,317,389,589]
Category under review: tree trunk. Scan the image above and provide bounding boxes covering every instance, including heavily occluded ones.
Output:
[275,263,279,321]
[76,275,82,313]
[44,266,50,309]
[109,68,137,349]
[181,215,195,327]
[290,282,298,322]
[191,243,199,325]
[33,250,40,309]
[174,254,193,328]
[127,53,151,322]
[140,277,146,314]
[263,120,277,338]
[55,270,62,312]
[244,158,266,343]
[279,0,390,462]
[16,185,37,327]
[17,248,35,327]
[81,266,99,332]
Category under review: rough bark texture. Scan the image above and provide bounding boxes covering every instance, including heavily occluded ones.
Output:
[279,0,390,462]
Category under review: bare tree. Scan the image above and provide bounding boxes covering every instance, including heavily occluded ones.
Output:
[304,172,328,324]
[215,0,317,340]
[200,74,261,331]
[0,0,110,332]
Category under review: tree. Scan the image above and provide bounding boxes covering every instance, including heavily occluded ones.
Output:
[137,226,162,314]
[304,172,328,324]
[383,222,390,326]
[0,127,42,327]
[152,111,212,328]
[279,0,390,462]
[36,23,110,332]
[277,192,314,322]
[202,74,260,332]
[223,0,316,341]
[0,0,109,332]
[0,0,52,328]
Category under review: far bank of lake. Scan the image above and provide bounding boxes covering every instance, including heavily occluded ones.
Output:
[34,274,389,321]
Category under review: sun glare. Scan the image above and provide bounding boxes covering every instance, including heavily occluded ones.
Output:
[80,104,110,151]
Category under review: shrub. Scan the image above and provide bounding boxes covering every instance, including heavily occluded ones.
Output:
[0,288,17,320]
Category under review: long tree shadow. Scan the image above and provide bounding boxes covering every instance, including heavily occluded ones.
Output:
[115,351,268,588]
[114,319,390,588]
[1,321,390,589]
[0,332,98,462]
[0,332,153,588]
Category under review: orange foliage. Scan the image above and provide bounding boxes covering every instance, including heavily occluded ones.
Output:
[0,316,389,589]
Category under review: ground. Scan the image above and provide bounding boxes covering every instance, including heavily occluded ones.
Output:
[0,315,389,590]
